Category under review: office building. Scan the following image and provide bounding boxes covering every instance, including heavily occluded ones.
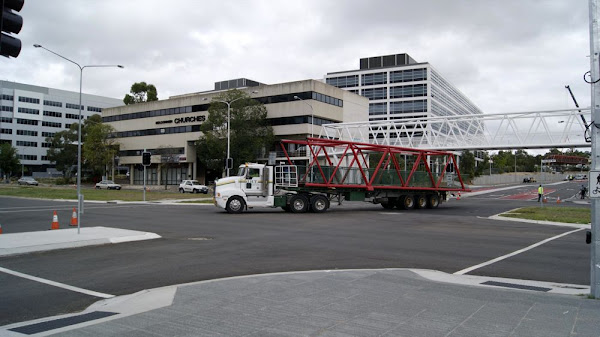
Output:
[102,78,368,185]
[0,81,123,174]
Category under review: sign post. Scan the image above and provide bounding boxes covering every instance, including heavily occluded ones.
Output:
[142,150,151,201]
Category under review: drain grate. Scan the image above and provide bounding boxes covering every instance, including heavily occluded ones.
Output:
[481,281,551,292]
[10,311,118,335]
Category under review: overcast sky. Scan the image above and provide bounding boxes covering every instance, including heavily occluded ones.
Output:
[1,0,592,115]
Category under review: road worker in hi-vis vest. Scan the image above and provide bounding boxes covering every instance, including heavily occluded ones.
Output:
[537,185,544,202]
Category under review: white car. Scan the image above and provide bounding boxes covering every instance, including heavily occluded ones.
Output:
[95,180,122,190]
[179,180,208,194]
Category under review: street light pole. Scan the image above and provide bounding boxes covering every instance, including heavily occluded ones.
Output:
[212,97,244,177]
[34,44,123,234]
[294,96,314,138]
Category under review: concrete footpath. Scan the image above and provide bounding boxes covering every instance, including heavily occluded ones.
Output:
[0,269,598,337]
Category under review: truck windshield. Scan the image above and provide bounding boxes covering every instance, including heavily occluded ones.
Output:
[237,167,246,177]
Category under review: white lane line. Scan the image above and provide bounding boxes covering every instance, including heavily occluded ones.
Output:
[453,228,585,275]
[0,266,115,299]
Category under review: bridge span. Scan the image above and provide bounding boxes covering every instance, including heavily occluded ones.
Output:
[320,108,592,151]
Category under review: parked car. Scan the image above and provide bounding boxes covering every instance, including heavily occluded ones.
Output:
[179,180,208,194]
[17,176,38,186]
[95,180,122,190]
[574,174,588,180]
[523,177,536,183]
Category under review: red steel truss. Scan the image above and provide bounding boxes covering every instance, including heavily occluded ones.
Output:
[280,137,468,192]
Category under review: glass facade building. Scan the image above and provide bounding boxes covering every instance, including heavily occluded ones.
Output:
[325,53,484,140]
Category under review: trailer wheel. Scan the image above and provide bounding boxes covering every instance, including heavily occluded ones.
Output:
[289,195,309,213]
[398,195,415,210]
[426,194,440,209]
[225,196,245,214]
[311,195,330,213]
[415,195,427,209]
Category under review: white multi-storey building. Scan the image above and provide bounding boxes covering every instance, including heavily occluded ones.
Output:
[0,81,123,174]
[324,53,484,143]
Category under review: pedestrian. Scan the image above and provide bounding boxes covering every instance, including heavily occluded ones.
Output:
[581,184,587,199]
[538,184,544,202]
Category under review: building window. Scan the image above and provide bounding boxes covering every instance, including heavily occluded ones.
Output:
[42,131,56,138]
[390,68,427,83]
[41,142,52,148]
[87,106,102,112]
[0,117,12,123]
[41,156,49,161]
[361,72,387,86]
[18,107,40,115]
[66,113,82,119]
[1,128,12,134]
[389,84,427,99]
[390,99,427,113]
[44,100,63,107]
[43,110,62,118]
[1,94,14,101]
[326,75,359,88]
[19,154,38,160]
[65,123,72,129]
[18,96,40,104]
[17,118,39,126]
[369,103,387,116]
[361,88,387,100]
[17,130,38,136]
[42,121,61,128]
[16,140,37,147]
[1,105,13,112]
[66,103,84,110]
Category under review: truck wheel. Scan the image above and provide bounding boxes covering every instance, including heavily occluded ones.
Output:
[226,196,245,214]
[426,194,440,209]
[398,195,415,210]
[311,195,329,213]
[415,195,427,209]
[289,195,309,213]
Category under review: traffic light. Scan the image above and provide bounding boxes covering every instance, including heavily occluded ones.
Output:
[1,0,24,58]
[225,157,233,170]
[142,152,151,166]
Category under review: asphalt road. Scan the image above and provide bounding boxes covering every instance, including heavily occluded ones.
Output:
[0,187,591,326]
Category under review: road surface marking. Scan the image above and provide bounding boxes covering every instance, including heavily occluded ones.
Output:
[0,204,155,213]
[453,228,584,275]
[0,266,115,298]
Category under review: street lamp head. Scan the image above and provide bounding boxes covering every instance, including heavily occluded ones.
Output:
[117,65,124,68]
[293,96,300,100]
[33,44,42,48]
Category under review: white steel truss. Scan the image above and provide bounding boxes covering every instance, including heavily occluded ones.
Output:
[320,108,592,150]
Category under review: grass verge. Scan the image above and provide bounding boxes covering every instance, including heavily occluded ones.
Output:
[0,185,210,202]
[500,206,590,224]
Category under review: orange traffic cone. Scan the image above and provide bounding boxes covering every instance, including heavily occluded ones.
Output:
[51,211,59,230]
[70,208,78,226]
[556,196,561,204]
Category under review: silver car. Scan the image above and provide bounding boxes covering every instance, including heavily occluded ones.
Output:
[17,177,39,186]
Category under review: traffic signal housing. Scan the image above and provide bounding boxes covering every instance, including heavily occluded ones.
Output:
[1,0,24,58]
[142,152,151,166]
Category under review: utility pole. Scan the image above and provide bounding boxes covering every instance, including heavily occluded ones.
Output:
[589,0,600,298]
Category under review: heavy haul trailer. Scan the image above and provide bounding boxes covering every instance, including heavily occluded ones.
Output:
[214,138,470,214]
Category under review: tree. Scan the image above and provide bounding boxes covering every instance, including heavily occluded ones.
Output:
[459,150,476,181]
[123,82,158,105]
[82,114,118,178]
[46,130,78,179]
[197,89,275,174]
[0,143,20,180]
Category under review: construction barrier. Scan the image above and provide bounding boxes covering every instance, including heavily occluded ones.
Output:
[51,211,59,230]
[70,208,78,227]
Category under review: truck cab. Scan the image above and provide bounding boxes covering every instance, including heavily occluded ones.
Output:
[214,163,277,213]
